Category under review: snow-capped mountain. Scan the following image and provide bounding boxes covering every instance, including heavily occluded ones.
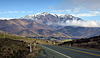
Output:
[20,12,82,24]
[0,12,100,39]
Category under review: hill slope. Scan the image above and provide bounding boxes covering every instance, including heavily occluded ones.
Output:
[0,19,69,37]
[0,38,30,58]
[57,26,100,38]
[59,35,100,50]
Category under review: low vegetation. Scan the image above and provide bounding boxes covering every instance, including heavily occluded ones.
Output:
[57,39,72,43]
[0,38,30,58]
[59,35,100,51]
[0,31,42,58]
[0,31,58,58]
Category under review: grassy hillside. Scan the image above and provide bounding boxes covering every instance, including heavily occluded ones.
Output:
[0,38,29,58]
[0,31,60,57]
[0,31,43,58]
[0,31,27,40]
[0,31,58,45]
[59,35,100,51]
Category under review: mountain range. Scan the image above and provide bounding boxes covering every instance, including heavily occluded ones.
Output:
[20,12,82,23]
[0,19,68,37]
[0,12,100,39]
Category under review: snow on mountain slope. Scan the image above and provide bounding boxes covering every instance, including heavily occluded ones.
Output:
[20,12,100,28]
[20,12,83,29]
[20,12,82,23]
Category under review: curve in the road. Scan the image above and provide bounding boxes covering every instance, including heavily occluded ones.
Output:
[55,46,100,57]
[41,45,71,58]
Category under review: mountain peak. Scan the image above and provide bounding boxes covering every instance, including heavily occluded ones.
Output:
[40,12,50,14]
[34,12,50,16]
[20,12,83,22]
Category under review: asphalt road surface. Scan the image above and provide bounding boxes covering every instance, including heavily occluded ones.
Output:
[39,45,100,58]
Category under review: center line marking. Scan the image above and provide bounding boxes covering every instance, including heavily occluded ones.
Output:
[55,46,100,56]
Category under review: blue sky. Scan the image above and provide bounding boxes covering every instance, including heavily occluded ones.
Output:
[0,0,100,21]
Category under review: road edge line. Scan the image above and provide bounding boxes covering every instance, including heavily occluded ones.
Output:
[55,46,100,57]
[41,45,71,58]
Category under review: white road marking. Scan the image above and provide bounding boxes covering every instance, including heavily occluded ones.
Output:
[41,45,71,58]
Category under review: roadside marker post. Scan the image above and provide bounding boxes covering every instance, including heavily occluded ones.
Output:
[30,41,37,53]
[30,43,32,53]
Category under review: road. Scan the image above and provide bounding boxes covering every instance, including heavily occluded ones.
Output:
[39,45,100,58]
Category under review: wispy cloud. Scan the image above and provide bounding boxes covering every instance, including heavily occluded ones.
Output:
[21,11,34,13]
[0,11,18,14]
[61,0,100,10]
[51,9,71,13]
[72,0,100,10]
[0,11,34,14]
[50,0,100,18]
[48,20,100,27]
[51,9,100,17]
[0,18,13,20]
[50,6,84,14]
[71,11,100,17]
[61,20,100,27]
